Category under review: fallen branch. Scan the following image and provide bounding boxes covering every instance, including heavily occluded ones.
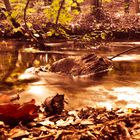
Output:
[110,45,140,60]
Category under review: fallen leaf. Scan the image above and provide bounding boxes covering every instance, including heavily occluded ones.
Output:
[0,94,20,104]
[0,121,5,127]
[39,118,55,128]
[43,94,64,116]
[9,127,30,139]
[56,116,74,127]
[0,95,11,103]
[0,99,39,124]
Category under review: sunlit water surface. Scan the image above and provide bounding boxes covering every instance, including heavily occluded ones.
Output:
[0,39,140,110]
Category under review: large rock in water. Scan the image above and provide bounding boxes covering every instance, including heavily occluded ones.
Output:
[50,53,113,78]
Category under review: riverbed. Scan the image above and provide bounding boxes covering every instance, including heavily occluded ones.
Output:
[0,39,140,111]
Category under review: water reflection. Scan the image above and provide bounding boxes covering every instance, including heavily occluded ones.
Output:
[0,40,140,110]
[112,54,140,61]
[113,87,140,109]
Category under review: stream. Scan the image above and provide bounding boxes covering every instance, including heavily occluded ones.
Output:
[0,39,140,110]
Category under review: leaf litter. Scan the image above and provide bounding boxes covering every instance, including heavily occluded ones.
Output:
[0,94,140,140]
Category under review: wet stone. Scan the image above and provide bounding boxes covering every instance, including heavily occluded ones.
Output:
[24,53,112,78]
[50,53,113,77]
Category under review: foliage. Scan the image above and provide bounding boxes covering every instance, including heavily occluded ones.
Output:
[43,0,83,25]
[0,0,140,42]
[102,0,112,3]
[2,0,84,39]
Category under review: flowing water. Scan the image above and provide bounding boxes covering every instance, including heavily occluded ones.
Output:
[0,39,140,110]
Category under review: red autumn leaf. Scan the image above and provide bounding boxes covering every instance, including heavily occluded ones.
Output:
[11,99,38,119]
[0,95,12,103]
[0,94,20,104]
[0,99,39,124]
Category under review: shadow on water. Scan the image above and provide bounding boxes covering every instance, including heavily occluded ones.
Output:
[0,39,140,110]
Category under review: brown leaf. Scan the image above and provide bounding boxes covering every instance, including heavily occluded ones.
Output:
[117,122,131,140]
[42,94,64,116]
[9,127,30,139]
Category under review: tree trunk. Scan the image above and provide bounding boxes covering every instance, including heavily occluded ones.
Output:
[124,0,130,13]
[3,0,12,12]
[55,0,65,25]
[3,0,20,28]
[134,0,140,13]
[92,0,102,19]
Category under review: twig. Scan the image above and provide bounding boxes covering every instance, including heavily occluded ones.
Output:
[10,94,20,102]
[117,122,131,140]
[110,46,140,60]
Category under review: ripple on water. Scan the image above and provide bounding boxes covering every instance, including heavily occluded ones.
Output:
[112,87,140,108]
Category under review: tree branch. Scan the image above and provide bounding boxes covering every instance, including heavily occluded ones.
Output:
[110,45,140,60]
[23,0,31,35]
[55,0,65,25]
